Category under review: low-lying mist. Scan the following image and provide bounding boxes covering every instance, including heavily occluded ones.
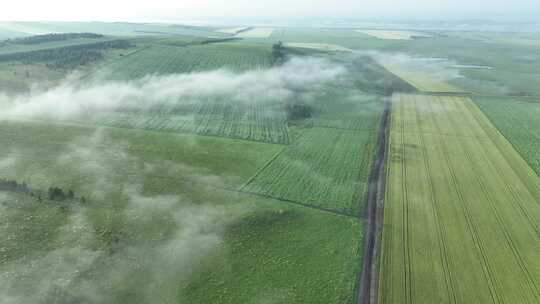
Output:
[0,129,249,304]
[0,57,347,122]
[364,50,511,95]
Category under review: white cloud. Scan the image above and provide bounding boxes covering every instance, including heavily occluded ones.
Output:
[0,57,345,121]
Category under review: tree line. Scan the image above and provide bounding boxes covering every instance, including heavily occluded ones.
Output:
[0,39,134,70]
[0,178,86,203]
[4,33,104,45]
[272,41,286,65]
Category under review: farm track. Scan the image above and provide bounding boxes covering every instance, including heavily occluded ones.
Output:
[356,97,390,304]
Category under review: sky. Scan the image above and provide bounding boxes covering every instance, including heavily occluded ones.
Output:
[0,0,538,22]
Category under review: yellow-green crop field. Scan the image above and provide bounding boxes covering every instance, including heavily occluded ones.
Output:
[379,94,540,304]
[236,27,275,38]
[377,62,464,93]
[356,30,431,40]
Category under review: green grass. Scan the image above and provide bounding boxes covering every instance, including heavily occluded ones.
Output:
[184,201,363,304]
[0,192,69,265]
[0,119,364,303]
[242,127,376,215]
[104,43,273,79]
[310,91,383,130]
[474,96,540,174]
[0,119,282,190]
[380,94,540,304]
[0,189,363,304]
[0,61,66,93]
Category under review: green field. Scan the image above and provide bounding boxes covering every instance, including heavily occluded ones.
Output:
[0,36,115,56]
[84,100,291,144]
[3,22,540,304]
[242,127,376,215]
[380,94,540,304]
[474,96,540,174]
[103,43,273,79]
[0,119,364,303]
[310,92,383,130]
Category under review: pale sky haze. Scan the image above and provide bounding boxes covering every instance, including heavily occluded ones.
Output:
[0,0,538,22]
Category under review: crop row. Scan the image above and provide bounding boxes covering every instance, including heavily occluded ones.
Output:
[85,101,290,144]
[474,96,540,175]
[242,127,376,215]
[105,44,273,79]
[380,94,540,304]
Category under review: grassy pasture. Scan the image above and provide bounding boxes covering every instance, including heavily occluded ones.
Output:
[379,94,540,304]
[0,119,364,303]
[0,119,281,190]
[183,201,363,304]
[0,186,363,304]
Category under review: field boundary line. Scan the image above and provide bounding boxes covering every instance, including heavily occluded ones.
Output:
[463,100,540,230]
[456,99,540,300]
[312,125,378,133]
[464,100,540,198]
[235,189,359,218]
[238,145,288,191]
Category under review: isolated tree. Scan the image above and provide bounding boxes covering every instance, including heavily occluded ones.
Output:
[48,187,66,201]
[272,41,286,65]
